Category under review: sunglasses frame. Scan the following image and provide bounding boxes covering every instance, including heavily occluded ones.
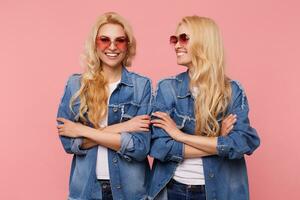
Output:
[169,33,190,46]
[96,36,129,51]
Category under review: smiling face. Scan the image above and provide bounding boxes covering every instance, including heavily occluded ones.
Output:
[96,23,128,69]
[173,23,193,68]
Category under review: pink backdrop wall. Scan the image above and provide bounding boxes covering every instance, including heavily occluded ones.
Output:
[1,0,299,199]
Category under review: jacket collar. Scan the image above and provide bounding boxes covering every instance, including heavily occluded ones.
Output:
[176,70,193,99]
[120,66,134,87]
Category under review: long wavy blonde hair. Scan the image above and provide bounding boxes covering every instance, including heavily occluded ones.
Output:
[179,16,232,137]
[70,12,136,128]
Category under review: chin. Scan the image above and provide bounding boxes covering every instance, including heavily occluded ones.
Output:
[102,60,123,68]
[177,60,190,67]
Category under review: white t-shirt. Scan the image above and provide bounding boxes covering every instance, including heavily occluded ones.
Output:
[173,86,205,185]
[173,158,205,185]
[96,80,120,180]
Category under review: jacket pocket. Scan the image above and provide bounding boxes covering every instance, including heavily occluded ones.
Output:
[120,102,141,122]
[172,109,195,133]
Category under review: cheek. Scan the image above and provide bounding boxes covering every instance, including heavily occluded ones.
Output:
[117,43,128,51]
[96,49,106,59]
[118,51,127,61]
[177,53,192,65]
[180,53,192,60]
[185,52,192,62]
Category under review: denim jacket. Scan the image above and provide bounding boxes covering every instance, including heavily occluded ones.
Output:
[57,67,152,200]
[148,71,260,200]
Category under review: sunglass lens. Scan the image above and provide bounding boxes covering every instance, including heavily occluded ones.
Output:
[170,35,178,45]
[179,34,189,44]
[115,37,128,50]
[96,36,111,49]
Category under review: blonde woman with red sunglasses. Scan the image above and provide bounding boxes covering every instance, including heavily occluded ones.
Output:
[148,16,260,200]
[56,12,151,200]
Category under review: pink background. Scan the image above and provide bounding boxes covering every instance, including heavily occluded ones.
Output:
[1,0,299,199]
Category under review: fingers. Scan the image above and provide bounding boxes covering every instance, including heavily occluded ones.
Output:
[57,125,64,135]
[140,123,150,128]
[221,114,237,135]
[151,119,163,124]
[141,119,151,125]
[57,124,64,129]
[153,122,166,130]
[227,125,234,133]
[130,125,150,132]
[151,122,165,129]
[139,128,150,132]
[57,118,68,124]
[151,119,166,127]
[227,114,237,124]
[223,125,234,136]
[222,114,237,127]
[152,111,168,117]
[223,114,233,123]
[136,115,151,120]
[134,116,151,126]
[152,112,170,122]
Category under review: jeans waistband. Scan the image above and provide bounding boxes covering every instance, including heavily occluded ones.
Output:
[169,179,206,192]
[98,179,111,189]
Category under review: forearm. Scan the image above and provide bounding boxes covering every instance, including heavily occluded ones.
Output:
[81,127,121,151]
[81,138,98,149]
[177,133,218,154]
[105,122,127,133]
[80,121,130,150]
[184,143,214,158]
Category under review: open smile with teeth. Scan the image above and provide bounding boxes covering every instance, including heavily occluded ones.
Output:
[176,51,187,56]
[105,52,120,59]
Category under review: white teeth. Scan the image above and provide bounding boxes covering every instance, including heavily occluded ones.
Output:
[177,52,186,56]
[106,53,118,57]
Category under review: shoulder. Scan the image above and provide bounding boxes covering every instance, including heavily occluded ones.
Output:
[128,71,152,87]
[230,80,246,97]
[65,73,82,93]
[229,80,248,110]
[156,72,185,91]
[67,73,81,83]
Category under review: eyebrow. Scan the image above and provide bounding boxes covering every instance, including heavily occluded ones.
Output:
[97,35,127,38]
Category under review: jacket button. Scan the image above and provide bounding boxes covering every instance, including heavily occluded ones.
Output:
[113,107,118,112]
[209,173,215,178]
[116,185,121,189]
[113,157,118,163]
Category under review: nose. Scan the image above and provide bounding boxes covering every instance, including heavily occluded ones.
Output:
[175,40,181,49]
[108,40,117,50]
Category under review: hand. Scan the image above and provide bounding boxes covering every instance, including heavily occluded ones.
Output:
[122,115,151,132]
[57,118,88,138]
[220,114,237,136]
[151,111,184,141]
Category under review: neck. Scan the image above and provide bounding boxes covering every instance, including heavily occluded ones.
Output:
[187,67,194,78]
[102,64,122,83]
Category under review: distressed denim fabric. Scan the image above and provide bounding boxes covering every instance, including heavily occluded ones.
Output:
[148,71,260,200]
[57,67,151,200]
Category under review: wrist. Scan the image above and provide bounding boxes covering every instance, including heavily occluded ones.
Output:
[121,121,131,132]
[118,122,126,132]
[80,126,95,138]
[174,129,185,142]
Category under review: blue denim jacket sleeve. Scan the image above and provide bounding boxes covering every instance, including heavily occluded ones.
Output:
[117,79,152,162]
[149,80,184,163]
[57,75,87,155]
[217,81,260,159]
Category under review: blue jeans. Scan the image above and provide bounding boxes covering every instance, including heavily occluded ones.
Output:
[167,179,206,200]
[98,180,113,200]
